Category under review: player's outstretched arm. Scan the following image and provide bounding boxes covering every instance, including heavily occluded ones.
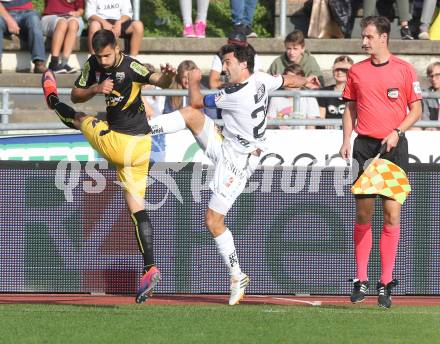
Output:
[149,63,176,89]
[188,68,204,109]
[282,74,320,89]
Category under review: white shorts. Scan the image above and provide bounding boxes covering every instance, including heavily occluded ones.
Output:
[41,15,85,37]
[195,117,260,215]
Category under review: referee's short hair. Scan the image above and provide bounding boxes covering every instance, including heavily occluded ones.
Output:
[92,29,117,53]
[220,44,255,73]
[360,16,391,42]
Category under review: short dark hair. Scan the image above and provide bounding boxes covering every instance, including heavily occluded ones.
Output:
[283,63,305,77]
[284,30,305,47]
[92,29,117,53]
[360,16,391,41]
[220,44,255,73]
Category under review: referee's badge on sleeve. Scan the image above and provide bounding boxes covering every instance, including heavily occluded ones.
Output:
[387,88,399,99]
[412,81,422,94]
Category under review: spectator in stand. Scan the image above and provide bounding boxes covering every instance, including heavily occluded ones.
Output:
[318,55,354,129]
[363,0,414,39]
[0,0,46,73]
[422,61,440,129]
[418,0,437,39]
[268,30,324,87]
[86,0,144,57]
[209,31,262,89]
[230,0,258,38]
[164,59,217,119]
[42,0,84,74]
[179,0,209,38]
[267,63,320,130]
[142,63,167,162]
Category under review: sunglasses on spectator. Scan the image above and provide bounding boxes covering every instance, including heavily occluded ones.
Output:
[334,68,349,73]
[428,73,440,78]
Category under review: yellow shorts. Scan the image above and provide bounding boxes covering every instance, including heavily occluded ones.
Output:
[80,116,152,198]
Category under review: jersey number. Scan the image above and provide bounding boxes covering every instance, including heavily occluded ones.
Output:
[251,104,267,139]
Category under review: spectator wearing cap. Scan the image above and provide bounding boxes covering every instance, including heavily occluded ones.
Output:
[208,31,262,89]
[268,30,324,87]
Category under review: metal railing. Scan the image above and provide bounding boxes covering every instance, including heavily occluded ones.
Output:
[1,88,440,132]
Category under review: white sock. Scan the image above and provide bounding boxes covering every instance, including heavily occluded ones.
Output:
[149,110,186,135]
[214,228,242,278]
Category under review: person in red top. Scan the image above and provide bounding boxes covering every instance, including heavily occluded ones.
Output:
[42,0,85,73]
[339,16,422,309]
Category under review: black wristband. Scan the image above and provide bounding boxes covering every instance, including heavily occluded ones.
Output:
[394,128,403,137]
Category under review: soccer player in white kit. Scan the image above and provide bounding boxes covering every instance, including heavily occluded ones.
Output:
[150,44,320,305]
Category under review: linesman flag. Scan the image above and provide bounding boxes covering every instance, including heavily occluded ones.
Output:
[351,146,411,205]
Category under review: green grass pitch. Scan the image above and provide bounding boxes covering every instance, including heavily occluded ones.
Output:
[1,304,439,343]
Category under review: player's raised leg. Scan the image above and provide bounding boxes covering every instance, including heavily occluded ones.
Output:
[149,106,205,136]
[41,69,84,129]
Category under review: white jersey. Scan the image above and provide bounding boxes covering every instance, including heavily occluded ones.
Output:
[213,72,283,153]
[86,0,133,20]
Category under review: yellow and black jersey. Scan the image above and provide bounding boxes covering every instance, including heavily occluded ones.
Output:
[74,54,154,135]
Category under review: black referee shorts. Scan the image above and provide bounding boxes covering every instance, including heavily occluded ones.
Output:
[352,134,408,198]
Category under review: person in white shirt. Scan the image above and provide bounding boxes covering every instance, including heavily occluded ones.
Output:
[148,44,320,305]
[267,63,320,129]
[86,0,144,56]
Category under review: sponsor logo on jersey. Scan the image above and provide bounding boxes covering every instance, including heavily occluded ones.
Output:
[130,61,148,76]
[387,88,399,99]
[236,134,250,147]
[413,81,422,94]
[105,91,124,107]
[115,72,125,83]
[254,83,265,103]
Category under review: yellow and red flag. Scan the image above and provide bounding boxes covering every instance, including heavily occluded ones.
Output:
[351,158,411,205]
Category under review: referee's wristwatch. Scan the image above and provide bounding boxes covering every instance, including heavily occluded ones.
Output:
[394,128,404,137]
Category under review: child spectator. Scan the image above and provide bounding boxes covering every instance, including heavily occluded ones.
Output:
[86,0,144,56]
[268,30,324,86]
[42,0,84,73]
[318,55,353,128]
[267,63,320,129]
[422,61,440,129]
[179,0,209,38]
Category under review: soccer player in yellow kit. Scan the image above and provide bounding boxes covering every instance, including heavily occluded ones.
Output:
[42,29,176,303]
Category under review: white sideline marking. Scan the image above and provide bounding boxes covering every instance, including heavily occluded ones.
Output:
[274,297,322,306]
[251,295,322,306]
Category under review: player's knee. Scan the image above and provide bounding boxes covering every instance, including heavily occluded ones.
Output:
[205,212,224,236]
[356,208,373,224]
[383,212,400,226]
